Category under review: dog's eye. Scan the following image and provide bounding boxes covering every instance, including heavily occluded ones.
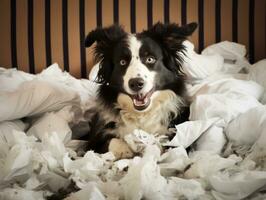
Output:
[120,59,127,66]
[146,56,156,64]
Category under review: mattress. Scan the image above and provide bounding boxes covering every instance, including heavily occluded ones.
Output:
[0,0,265,78]
[0,41,266,200]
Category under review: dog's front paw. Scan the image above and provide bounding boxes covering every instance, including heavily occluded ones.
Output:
[108,138,134,159]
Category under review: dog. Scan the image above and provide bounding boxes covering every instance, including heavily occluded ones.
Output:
[82,22,197,158]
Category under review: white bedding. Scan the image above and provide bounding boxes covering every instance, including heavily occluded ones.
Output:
[0,41,266,200]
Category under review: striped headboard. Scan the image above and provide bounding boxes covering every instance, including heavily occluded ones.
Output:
[0,0,265,78]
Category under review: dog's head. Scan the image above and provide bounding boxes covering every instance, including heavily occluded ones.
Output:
[85,22,197,111]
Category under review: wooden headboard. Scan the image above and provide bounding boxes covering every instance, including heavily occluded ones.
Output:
[0,0,265,78]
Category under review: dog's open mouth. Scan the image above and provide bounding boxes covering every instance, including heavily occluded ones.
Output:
[131,88,154,111]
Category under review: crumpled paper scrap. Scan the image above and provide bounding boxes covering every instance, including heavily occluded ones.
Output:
[184,151,241,179]
[210,170,266,200]
[119,145,166,200]
[124,129,161,153]
[159,146,190,176]
[163,118,218,148]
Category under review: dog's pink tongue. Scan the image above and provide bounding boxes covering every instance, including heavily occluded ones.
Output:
[133,97,147,106]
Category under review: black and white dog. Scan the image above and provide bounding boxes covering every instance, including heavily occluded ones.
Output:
[83,22,197,158]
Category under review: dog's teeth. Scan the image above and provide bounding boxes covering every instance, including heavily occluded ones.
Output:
[133,98,145,106]
[144,98,148,104]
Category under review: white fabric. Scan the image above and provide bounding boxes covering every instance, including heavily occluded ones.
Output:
[88,62,100,81]
[202,41,246,61]
[0,39,266,200]
[182,41,224,80]
[0,120,27,142]
[0,80,80,122]
[0,68,34,92]
[37,63,99,106]
[195,126,226,154]
[226,105,266,147]
[248,59,266,104]
[27,107,74,143]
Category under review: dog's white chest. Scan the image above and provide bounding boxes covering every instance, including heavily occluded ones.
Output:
[116,90,183,138]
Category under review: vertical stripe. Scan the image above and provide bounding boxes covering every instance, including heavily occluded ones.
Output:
[113,0,119,23]
[34,0,46,73]
[164,0,169,23]
[248,0,254,64]
[85,0,97,74]
[232,0,238,42]
[221,0,232,41]
[254,0,266,61]
[0,0,12,68]
[68,0,81,77]
[62,0,69,71]
[51,0,64,70]
[198,0,204,52]
[130,0,136,33]
[17,0,29,72]
[102,0,113,26]
[204,0,215,47]
[11,0,17,68]
[153,0,164,23]
[45,0,52,67]
[147,0,153,28]
[28,0,35,73]
[136,0,147,32]
[80,0,86,78]
[119,0,130,32]
[187,0,198,52]
[169,0,181,24]
[181,0,186,25]
[215,0,221,42]
[97,0,102,27]
[238,0,249,53]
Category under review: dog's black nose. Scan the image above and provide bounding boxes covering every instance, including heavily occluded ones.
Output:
[128,78,145,92]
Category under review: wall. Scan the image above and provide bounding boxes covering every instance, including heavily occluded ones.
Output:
[0,0,265,78]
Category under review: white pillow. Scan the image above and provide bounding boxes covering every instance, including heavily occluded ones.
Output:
[0,80,80,122]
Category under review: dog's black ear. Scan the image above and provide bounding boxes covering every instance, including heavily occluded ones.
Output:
[141,22,197,42]
[85,24,126,48]
[85,25,127,84]
[140,22,197,75]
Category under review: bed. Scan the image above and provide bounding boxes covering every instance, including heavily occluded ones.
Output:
[0,0,266,199]
[0,40,266,200]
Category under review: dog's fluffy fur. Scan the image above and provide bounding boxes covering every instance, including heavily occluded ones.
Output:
[82,22,197,155]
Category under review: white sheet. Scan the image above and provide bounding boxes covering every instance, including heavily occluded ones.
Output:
[0,41,266,200]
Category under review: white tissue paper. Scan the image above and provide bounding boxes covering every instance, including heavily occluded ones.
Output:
[163,118,218,148]
[65,183,105,200]
[27,106,75,143]
[0,186,47,200]
[201,41,251,74]
[184,151,241,179]
[37,63,99,107]
[124,129,161,153]
[210,170,266,200]
[0,120,27,143]
[195,125,226,154]
[1,40,266,200]
[202,41,246,59]
[190,93,261,125]
[159,147,190,176]
[226,105,266,148]
[0,80,80,122]
[248,59,266,104]
[182,40,224,81]
[119,145,166,200]
[0,67,34,92]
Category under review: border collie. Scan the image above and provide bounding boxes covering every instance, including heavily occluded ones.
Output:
[83,22,197,158]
